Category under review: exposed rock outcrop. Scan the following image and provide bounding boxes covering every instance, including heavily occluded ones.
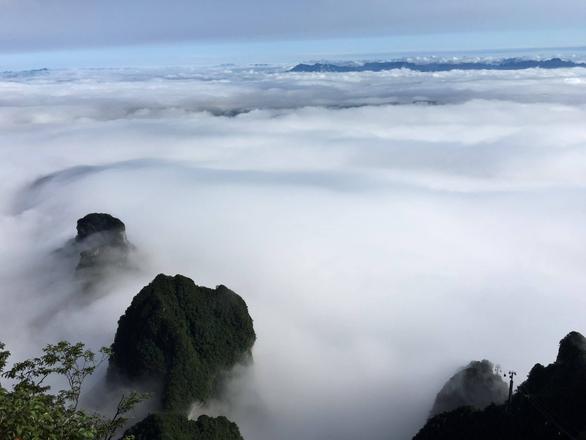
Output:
[74,213,130,271]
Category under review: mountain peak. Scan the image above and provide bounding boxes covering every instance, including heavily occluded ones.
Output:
[556,331,586,364]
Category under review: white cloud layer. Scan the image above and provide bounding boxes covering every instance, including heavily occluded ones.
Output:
[1,66,586,439]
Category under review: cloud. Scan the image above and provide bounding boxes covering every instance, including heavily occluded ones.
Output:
[1,65,586,439]
[1,0,586,52]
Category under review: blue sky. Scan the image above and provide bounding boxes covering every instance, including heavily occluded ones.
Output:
[1,0,585,69]
[3,30,586,71]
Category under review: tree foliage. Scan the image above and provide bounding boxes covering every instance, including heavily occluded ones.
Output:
[124,413,244,440]
[0,340,148,440]
[109,274,256,412]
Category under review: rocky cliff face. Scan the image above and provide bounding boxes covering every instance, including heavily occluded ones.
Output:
[430,359,508,416]
[46,212,135,302]
[108,274,256,412]
[413,332,586,440]
[74,213,130,272]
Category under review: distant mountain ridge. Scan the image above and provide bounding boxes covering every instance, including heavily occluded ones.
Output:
[290,58,586,73]
[0,68,49,79]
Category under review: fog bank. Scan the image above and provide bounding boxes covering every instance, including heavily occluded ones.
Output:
[1,65,586,439]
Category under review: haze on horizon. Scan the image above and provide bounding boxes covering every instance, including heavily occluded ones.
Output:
[1,0,586,69]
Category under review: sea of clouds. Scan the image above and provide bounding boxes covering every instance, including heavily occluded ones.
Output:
[1,64,586,439]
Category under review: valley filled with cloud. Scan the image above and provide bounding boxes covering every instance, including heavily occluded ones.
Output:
[1,64,586,439]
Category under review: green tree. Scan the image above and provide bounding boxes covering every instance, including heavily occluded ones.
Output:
[109,274,256,412]
[0,340,148,440]
[124,413,244,440]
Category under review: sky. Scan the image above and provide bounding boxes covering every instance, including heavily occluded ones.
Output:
[2,65,586,439]
[2,2,586,439]
[1,0,586,68]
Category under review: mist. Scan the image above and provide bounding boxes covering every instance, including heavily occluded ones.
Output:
[1,64,586,439]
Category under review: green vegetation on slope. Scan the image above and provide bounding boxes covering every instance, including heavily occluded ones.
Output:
[109,274,256,412]
[0,340,146,440]
[124,413,244,440]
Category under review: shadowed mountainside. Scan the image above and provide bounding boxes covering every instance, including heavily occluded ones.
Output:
[430,359,508,416]
[123,414,244,440]
[413,332,586,440]
[53,212,134,292]
[74,213,130,271]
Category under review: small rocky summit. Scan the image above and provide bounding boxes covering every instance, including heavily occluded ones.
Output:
[75,213,130,270]
[108,274,256,412]
[555,331,586,365]
[430,359,508,416]
[76,212,126,242]
[413,331,586,440]
[124,414,244,440]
